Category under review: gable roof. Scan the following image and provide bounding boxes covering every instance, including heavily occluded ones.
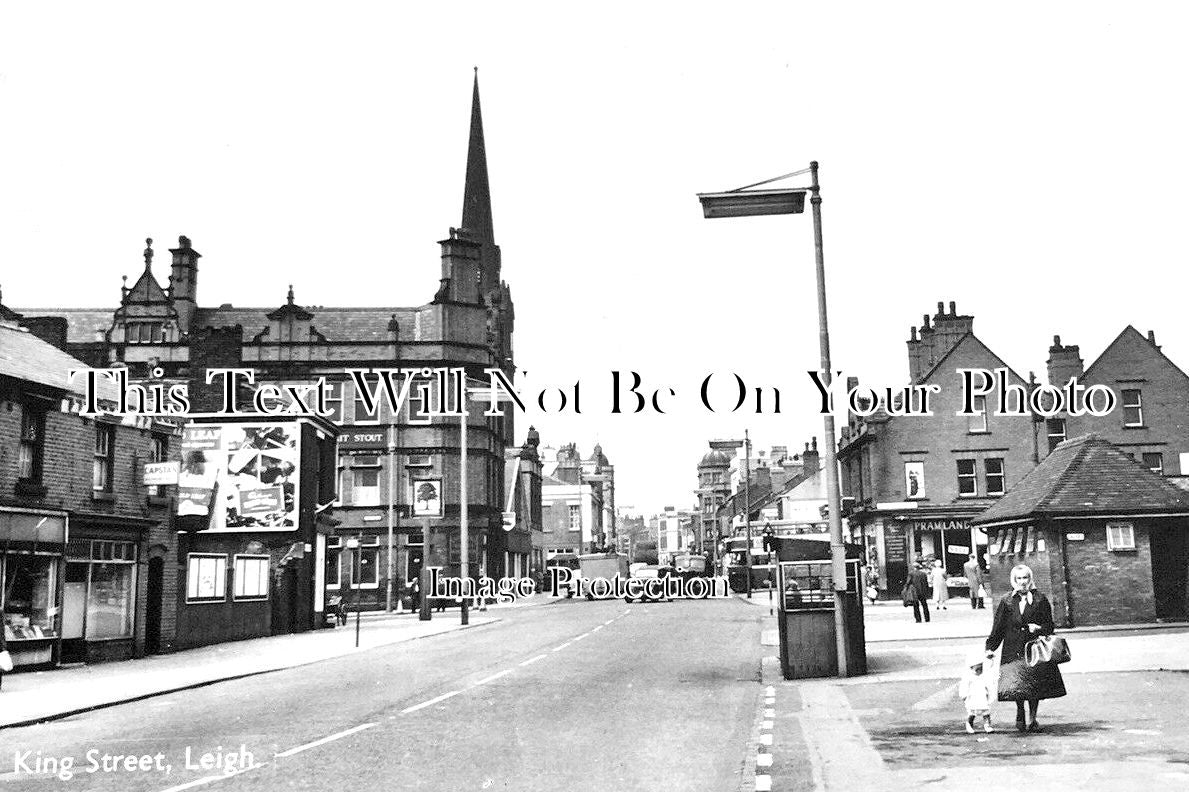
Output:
[917,331,1028,387]
[971,433,1189,526]
[1081,324,1189,386]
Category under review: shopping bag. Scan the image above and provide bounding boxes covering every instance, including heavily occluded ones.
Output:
[866,585,878,601]
[0,650,13,672]
[977,584,989,598]
[1025,634,1071,666]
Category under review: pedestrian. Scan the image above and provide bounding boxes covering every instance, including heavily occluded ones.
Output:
[958,650,994,733]
[930,558,948,610]
[863,563,879,605]
[985,563,1066,733]
[964,554,986,609]
[0,622,10,690]
[902,562,931,623]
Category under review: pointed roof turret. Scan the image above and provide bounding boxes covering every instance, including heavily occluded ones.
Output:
[123,238,170,305]
[461,68,495,248]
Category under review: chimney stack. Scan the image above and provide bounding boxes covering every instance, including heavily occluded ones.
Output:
[168,236,201,334]
[436,228,482,305]
[1046,334,1084,386]
[802,437,820,472]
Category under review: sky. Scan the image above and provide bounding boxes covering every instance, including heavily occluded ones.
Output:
[3,3,1189,517]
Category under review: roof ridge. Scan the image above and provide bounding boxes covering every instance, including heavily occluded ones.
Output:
[1039,435,1096,510]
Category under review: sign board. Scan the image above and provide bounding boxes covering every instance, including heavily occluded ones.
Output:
[144,461,179,486]
[411,479,443,517]
[338,429,386,452]
[178,423,301,532]
[502,511,516,532]
[1066,533,1085,541]
[947,544,969,555]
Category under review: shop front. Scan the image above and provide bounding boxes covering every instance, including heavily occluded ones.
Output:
[1,508,67,668]
[61,534,143,664]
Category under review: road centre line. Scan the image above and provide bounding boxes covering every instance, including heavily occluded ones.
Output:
[604,619,615,625]
[591,625,604,632]
[401,691,461,715]
[552,642,572,652]
[573,632,589,641]
[475,669,514,686]
[519,653,548,667]
[276,723,377,757]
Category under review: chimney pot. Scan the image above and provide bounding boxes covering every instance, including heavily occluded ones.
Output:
[910,327,918,341]
[949,301,956,315]
[1053,335,1061,346]
[1148,330,1157,344]
[922,315,931,330]
[937,301,944,315]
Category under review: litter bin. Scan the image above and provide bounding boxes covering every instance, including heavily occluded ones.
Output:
[776,559,867,679]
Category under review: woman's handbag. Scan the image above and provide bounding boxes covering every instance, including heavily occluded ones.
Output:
[0,650,13,673]
[866,585,878,601]
[977,584,989,599]
[1025,634,1071,667]
[901,582,914,607]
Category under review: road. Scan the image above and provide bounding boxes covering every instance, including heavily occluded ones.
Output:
[1,597,767,791]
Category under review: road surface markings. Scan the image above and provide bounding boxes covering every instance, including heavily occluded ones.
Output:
[276,723,377,757]
[756,753,772,768]
[553,641,572,652]
[401,691,461,714]
[475,669,514,686]
[573,632,590,641]
[761,720,773,730]
[755,775,772,791]
[604,619,615,625]
[764,708,776,718]
[759,733,773,746]
[519,653,548,667]
[591,624,604,632]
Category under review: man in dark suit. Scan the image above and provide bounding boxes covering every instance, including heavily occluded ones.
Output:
[964,554,986,609]
[909,561,931,623]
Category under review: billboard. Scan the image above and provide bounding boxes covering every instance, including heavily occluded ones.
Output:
[178,423,301,532]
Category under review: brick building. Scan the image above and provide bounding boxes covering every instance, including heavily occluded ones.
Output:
[1044,327,1189,475]
[15,75,524,612]
[541,445,604,556]
[1,322,177,667]
[504,426,544,578]
[972,434,1189,626]
[838,302,1039,596]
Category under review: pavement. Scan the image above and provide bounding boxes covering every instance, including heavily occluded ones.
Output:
[0,611,499,729]
[759,595,1189,791]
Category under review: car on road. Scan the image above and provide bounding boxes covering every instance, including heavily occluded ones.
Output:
[623,564,672,603]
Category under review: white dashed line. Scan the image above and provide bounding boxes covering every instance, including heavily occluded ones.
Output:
[761,720,773,730]
[475,669,514,686]
[519,654,547,667]
[573,632,589,641]
[760,733,773,746]
[591,625,603,632]
[401,690,461,714]
[604,620,615,626]
[276,723,377,757]
[755,774,772,791]
[553,642,572,652]
[765,686,775,695]
[764,708,776,718]
[756,753,773,768]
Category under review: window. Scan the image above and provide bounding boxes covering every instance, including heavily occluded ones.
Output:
[904,461,925,499]
[349,536,380,588]
[186,554,227,602]
[325,536,342,588]
[147,433,169,496]
[351,456,381,506]
[957,459,977,496]
[1142,452,1164,475]
[71,540,138,640]
[2,554,59,638]
[568,505,581,531]
[405,455,432,469]
[985,458,1006,496]
[126,321,164,343]
[1106,522,1136,551]
[233,555,270,600]
[967,395,989,433]
[351,376,381,424]
[93,424,115,492]
[18,405,46,484]
[1122,389,1143,427]
[1046,419,1066,453]
[324,381,345,424]
[408,380,432,425]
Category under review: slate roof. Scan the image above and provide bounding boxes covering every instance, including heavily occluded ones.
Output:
[971,433,1189,526]
[0,321,119,400]
[15,306,422,344]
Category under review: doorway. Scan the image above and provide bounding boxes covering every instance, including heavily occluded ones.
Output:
[146,557,164,654]
[1151,525,1188,620]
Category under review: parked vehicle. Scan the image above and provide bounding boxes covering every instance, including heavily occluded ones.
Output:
[545,553,581,596]
[578,552,630,600]
[623,564,673,603]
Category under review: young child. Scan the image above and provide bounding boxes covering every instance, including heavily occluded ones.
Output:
[958,650,993,733]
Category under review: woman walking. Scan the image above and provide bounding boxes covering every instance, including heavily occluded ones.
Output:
[929,559,948,609]
[985,564,1066,732]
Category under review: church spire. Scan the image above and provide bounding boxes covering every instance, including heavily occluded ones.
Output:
[461,67,495,247]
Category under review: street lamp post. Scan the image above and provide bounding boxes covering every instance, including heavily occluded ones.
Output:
[698,162,852,676]
[743,430,752,599]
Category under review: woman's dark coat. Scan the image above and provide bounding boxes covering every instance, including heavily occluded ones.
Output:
[986,590,1066,701]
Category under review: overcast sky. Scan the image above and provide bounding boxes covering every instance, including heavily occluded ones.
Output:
[4,3,1188,517]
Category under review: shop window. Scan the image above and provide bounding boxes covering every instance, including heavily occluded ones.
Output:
[326,536,342,588]
[86,541,137,639]
[1046,419,1066,452]
[324,381,344,424]
[985,458,1006,496]
[352,456,381,506]
[2,553,59,639]
[186,554,227,602]
[93,424,115,492]
[1142,452,1164,475]
[233,555,270,600]
[1106,522,1136,551]
[348,536,380,588]
[956,459,977,496]
[18,405,46,485]
[1121,389,1143,427]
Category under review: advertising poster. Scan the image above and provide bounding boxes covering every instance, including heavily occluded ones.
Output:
[411,479,443,517]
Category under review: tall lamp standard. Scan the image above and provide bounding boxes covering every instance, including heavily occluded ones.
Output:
[698,162,851,676]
